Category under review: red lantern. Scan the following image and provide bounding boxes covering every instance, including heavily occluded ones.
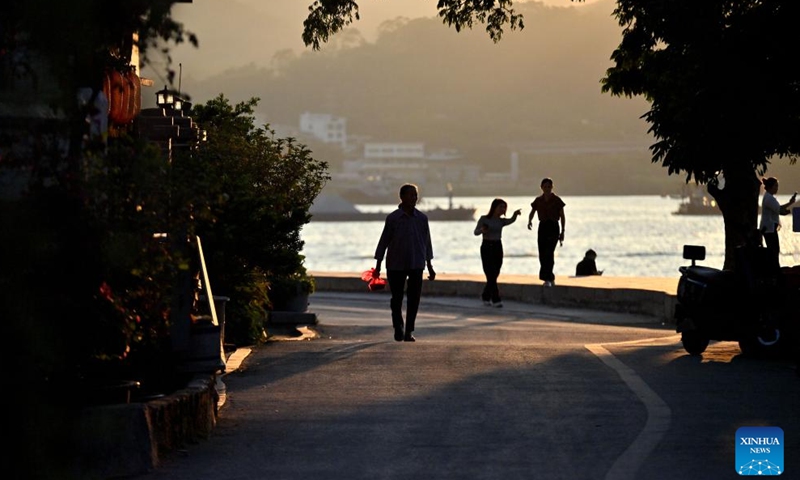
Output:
[102,67,141,126]
[125,69,141,120]
[103,68,126,124]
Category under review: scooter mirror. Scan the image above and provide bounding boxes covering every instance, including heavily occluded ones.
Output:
[683,245,706,265]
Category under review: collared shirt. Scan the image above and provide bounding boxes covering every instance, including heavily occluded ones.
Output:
[474,215,518,241]
[760,192,781,233]
[375,207,434,270]
[531,194,565,223]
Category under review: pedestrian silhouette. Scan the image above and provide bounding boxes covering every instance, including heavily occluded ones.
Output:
[373,183,436,342]
[473,198,521,307]
[527,177,566,286]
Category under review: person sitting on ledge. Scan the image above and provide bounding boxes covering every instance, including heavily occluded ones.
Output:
[576,249,603,276]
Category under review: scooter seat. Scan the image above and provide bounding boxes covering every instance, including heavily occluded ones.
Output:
[682,265,732,283]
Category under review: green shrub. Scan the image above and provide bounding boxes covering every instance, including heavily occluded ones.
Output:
[187,96,329,344]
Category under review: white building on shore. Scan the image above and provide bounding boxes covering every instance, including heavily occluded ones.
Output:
[329,142,472,201]
[299,112,347,148]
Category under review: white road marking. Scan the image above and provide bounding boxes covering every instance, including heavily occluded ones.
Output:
[224,347,251,374]
[597,334,682,347]
[585,340,674,480]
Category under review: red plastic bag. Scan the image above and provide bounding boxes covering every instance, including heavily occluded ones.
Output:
[361,268,387,292]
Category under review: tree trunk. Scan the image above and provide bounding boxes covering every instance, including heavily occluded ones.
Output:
[707,166,761,270]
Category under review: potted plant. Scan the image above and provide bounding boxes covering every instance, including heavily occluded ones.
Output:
[268,268,316,312]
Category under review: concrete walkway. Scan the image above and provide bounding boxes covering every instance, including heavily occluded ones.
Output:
[133,286,800,480]
[135,290,683,479]
[82,272,681,479]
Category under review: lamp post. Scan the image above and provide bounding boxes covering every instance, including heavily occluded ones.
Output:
[155,86,174,109]
[152,85,204,145]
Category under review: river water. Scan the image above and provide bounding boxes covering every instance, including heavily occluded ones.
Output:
[301,195,800,279]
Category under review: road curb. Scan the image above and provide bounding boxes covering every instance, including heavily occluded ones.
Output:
[73,374,217,479]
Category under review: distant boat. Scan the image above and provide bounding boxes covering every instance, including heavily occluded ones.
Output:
[310,194,476,222]
[672,197,763,215]
[419,205,478,221]
[671,184,721,215]
[661,193,684,200]
[337,188,398,205]
[673,194,721,215]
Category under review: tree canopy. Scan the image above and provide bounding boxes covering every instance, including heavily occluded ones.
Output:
[601,0,800,184]
[0,0,195,93]
[302,0,525,50]
[600,0,800,266]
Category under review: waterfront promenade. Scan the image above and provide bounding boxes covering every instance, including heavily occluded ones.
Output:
[311,272,680,324]
[79,272,683,479]
[313,271,678,294]
[131,281,800,480]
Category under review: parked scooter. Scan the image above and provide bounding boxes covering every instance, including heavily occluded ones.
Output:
[674,244,797,356]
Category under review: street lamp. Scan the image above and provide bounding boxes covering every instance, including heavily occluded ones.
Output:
[155,86,174,108]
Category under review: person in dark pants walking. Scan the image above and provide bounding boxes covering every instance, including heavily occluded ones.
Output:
[374,184,436,342]
[527,177,566,287]
[474,198,521,307]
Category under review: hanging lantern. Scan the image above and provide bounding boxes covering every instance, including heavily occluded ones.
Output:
[103,68,126,124]
[122,69,141,124]
[102,67,141,126]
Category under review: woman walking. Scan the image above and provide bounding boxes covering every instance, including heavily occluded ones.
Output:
[474,198,521,307]
[527,177,566,286]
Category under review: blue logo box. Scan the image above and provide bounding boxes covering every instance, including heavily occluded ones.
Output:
[736,426,784,476]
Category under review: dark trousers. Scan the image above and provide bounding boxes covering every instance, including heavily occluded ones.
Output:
[480,240,503,303]
[763,230,780,270]
[537,220,559,281]
[387,269,423,333]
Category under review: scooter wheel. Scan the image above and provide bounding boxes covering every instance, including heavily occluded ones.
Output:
[739,328,781,357]
[757,327,780,347]
[681,330,709,356]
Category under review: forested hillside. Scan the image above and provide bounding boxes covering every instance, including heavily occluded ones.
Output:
[162,1,799,194]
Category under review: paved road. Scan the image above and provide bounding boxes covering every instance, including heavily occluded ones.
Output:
[135,293,799,480]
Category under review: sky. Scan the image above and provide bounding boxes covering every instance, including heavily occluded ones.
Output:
[143,0,605,83]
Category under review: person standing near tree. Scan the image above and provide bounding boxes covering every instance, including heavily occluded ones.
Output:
[474,198,521,307]
[760,176,796,269]
[374,183,436,342]
[527,177,566,287]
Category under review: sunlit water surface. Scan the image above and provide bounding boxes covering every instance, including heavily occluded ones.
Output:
[301,195,800,279]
